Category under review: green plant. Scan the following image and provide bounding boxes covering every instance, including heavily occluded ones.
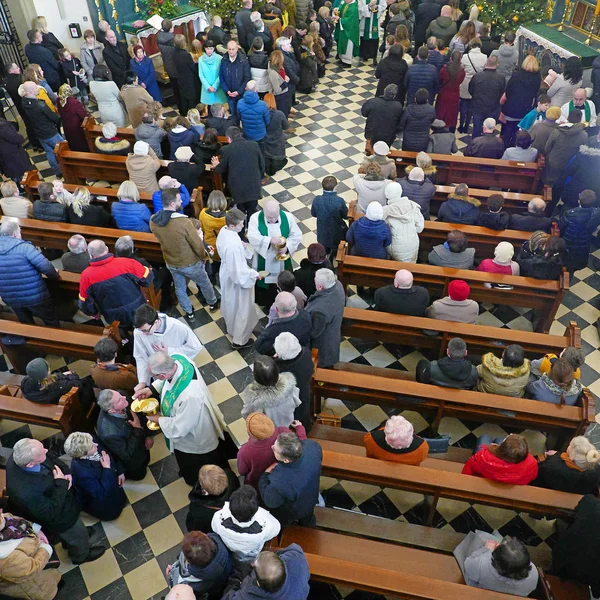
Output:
[190,0,240,26]
[138,0,181,19]
[477,0,546,34]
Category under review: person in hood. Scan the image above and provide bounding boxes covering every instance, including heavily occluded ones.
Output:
[347,201,392,259]
[400,86,437,151]
[464,117,504,159]
[354,160,391,213]
[417,337,479,390]
[398,166,436,218]
[437,182,481,224]
[515,231,565,280]
[374,268,430,316]
[383,181,424,262]
[490,31,519,82]
[428,230,476,269]
[364,415,429,464]
[167,531,233,598]
[426,279,479,323]
[476,344,530,397]
[362,83,404,147]
[240,356,301,427]
[477,241,520,275]
[237,80,271,146]
[462,433,538,484]
[478,194,509,230]
[426,5,457,47]
[134,112,167,158]
[509,198,552,232]
[126,140,161,193]
[533,435,600,495]
[94,121,131,156]
[186,464,240,532]
[221,544,310,600]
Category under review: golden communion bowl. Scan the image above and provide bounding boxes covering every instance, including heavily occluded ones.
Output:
[275,236,290,261]
[131,398,161,431]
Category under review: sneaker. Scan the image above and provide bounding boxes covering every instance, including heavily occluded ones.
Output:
[73,545,106,565]
[231,340,253,349]
[209,300,220,312]
[185,311,196,323]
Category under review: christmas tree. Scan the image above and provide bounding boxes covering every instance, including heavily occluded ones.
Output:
[478,0,548,34]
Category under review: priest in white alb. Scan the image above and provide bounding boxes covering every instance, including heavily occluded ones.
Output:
[247,199,302,306]
[216,208,261,349]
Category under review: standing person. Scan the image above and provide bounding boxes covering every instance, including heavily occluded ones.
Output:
[30,16,63,59]
[216,208,261,348]
[426,6,457,47]
[102,30,130,89]
[458,37,486,133]
[0,119,32,183]
[237,80,271,151]
[405,46,439,105]
[399,88,437,152]
[150,188,219,320]
[21,82,63,178]
[375,44,408,103]
[198,190,227,269]
[268,51,292,118]
[468,56,505,139]
[435,50,465,133]
[90,64,128,127]
[56,84,89,152]
[546,56,584,108]
[361,84,404,147]
[173,34,200,115]
[134,352,228,486]
[80,30,105,82]
[236,0,255,52]
[212,126,265,220]
[335,0,360,68]
[263,93,289,176]
[490,31,519,82]
[277,37,300,106]
[219,41,251,116]
[130,45,162,102]
[311,176,348,260]
[157,19,181,111]
[7,439,105,565]
[24,29,60,92]
[199,40,227,106]
[358,0,386,67]
[58,48,89,104]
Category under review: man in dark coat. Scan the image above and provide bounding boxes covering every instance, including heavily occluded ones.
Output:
[361,83,403,146]
[206,104,237,136]
[96,389,152,480]
[235,0,255,52]
[212,126,264,219]
[0,118,32,182]
[2,63,39,148]
[399,88,437,152]
[6,438,105,564]
[273,332,315,431]
[24,29,61,91]
[102,30,130,89]
[374,268,429,316]
[509,198,552,232]
[404,46,438,105]
[279,38,300,103]
[305,268,345,368]
[259,433,322,527]
[254,292,312,356]
[464,117,504,159]
[413,0,441,48]
[375,45,407,102]
[417,337,478,389]
[157,20,181,111]
[207,16,230,48]
[561,144,600,209]
[468,56,506,138]
[219,41,251,116]
[173,34,200,115]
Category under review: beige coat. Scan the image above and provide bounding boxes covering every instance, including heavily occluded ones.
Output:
[426,296,479,324]
[0,196,33,218]
[0,536,60,600]
[120,84,155,129]
[126,147,161,193]
[476,352,531,397]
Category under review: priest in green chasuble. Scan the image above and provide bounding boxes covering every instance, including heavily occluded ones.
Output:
[334,0,360,66]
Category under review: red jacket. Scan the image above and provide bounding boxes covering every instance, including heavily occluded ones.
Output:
[462,446,539,485]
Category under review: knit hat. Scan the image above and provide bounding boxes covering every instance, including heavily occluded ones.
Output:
[408,167,424,182]
[373,141,389,156]
[431,119,446,129]
[175,146,194,161]
[546,106,561,121]
[246,412,275,440]
[133,141,149,156]
[494,241,515,264]
[385,181,403,202]
[448,279,470,301]
[26,358,49,382]
[366,201,384,220]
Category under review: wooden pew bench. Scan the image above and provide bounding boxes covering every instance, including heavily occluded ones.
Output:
[342,307,580,359]
[311,367,595,450]
[21,169,203,217]
[389,150,544,194]
[336,241,568,333]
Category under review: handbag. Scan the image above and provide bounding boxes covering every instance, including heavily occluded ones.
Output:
[315,407,341,427]
[422,434,451,453]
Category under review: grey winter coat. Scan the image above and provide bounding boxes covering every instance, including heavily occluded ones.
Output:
[427,131,458,155]
[157,30,178,79]
[428,243,475,269]
[526,374,582,406]
[80,42,105,80]
[240,372,301,427]
[295,0,314,26]
[305,280,346,367]
[134,122,167,158]
[543,124,588,185]
[490,44,519,82]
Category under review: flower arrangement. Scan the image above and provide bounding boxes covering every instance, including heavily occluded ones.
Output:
[190,0,239,26]
[138,0,181,19]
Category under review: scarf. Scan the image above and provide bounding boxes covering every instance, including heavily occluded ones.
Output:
[0,515,36,542]
[82,452,102,462]
[569,100,591,122]
[257,209,291,288]
[161,354,195,449]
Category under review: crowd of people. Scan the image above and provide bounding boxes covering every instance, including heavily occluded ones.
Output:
[0,3,599,600]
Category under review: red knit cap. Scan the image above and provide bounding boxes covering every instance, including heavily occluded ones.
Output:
[448,279,470,301]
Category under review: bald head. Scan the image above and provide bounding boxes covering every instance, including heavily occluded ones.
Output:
[394,269,413,289]
[165,585,195,600]
[440,5,452,16]
[159,176,173,190]
[264,200,279,222]
[88,239,108,259]
[528,198,546,215]
[485,56,498,69]
[254,551,286,593]
[106,30,117,45]
[274,291,297,316]
[22,81,38,98]
[68,234,87,253]
[573,88,587,107]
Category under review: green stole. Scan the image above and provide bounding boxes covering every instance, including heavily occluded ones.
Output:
[569,100,591,122]
[160,354,194,449]
[256,209,292,288]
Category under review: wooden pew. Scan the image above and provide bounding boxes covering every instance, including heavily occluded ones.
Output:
[389,150,544,194]
[336,242,568,333]
[311,368,595,450]
[21,169,203,217]
[342,307,581,359]
[347,200,533,258]
[1,216,165,264]
[276,527,588,600]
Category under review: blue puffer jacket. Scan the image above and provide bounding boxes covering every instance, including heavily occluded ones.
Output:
[168,128,201,160]
[405,60,439,104]
[219,52,251,97]
[111,200,152,233]
[559,205,600,271]
[347,217,392,260]
[237,91,271,141]
[0,236,58,307]
[151,184,191,213]
[437,193,481,225]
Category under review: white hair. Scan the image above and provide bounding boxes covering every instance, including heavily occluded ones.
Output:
[88,239,108,258]
[273,332,302,360]
[68,234,87,253]
[12,439,39,467]
[483,118,496,130]
[115,235,134,255]
[64,432,94,459]
[246,79,258,91]
[0,221,20,237]
[149,351,176,375]
[97,389,116,411]
[274,292,297,314]
[102,122,117,139]
[315,268,336,290]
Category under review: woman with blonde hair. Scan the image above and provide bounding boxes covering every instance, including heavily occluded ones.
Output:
[297,35,318,93]
[112,180,151,232]
[263,92,289,175]
[67,187,112,227]
[309,21,326,77]
[56,83,89,151]
[448,0,463,22]
[268,50,291,117]
[31,15,64,59]
[189,39,204,62]
[533,435,600,494]
[449,20,476,54]
[199,191,228,267]
[187,108,205,136]
[20,64,57,110]
[364,415,429,465]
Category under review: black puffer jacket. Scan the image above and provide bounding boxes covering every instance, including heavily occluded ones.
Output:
[503,69,542,119]
[361,96,403,146]
[515,241,564,280]
[559,205,600,271]
[562,145,600,207]
[33,199,67,222]
[400,102,436,152]
[0,119,32,179]
[468,68,506,117]
[21,96,60,140]
[397,176,435,218]
[375,56,408,102]
[298,48,318,92]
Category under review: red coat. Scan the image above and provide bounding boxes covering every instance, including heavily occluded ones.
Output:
[57,96,88,152]
[462,446,538,485]
[435,65,465,129]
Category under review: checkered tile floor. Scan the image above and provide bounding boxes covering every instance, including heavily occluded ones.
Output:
[2,55,600,600]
